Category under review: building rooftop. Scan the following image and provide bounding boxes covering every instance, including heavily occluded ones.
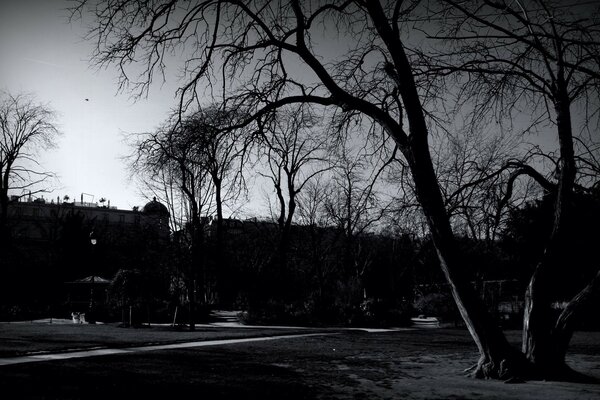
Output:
[142,197,169,215]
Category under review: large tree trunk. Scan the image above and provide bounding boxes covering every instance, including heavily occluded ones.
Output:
[522,84,577,377]
[364,0,525,375]
[523,267,600,381]
[405,138,527,378]
[553,269,600,362]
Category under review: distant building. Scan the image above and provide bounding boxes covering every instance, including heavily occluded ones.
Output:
[5,195,171,285]
[2,195,172,318]
[6,195,170,242]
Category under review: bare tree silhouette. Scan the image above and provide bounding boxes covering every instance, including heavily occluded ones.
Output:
[0,91,60,240]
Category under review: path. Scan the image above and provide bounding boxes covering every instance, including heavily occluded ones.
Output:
[205,310,410,332]
[0,332,329,367]
[0,310,412,367]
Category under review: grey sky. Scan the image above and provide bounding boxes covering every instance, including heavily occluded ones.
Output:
[1,0,596,214]
[1,0,177,210]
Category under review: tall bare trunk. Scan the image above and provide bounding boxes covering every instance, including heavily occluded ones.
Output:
[523,85,576,374]
[553,269,600,361]
[405,135,525,378]
[364,0,523,374]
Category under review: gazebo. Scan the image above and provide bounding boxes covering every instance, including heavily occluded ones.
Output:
[71,275,111,285]
[65,275,111,323]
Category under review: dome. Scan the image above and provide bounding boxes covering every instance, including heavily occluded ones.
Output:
[142,197,169,215]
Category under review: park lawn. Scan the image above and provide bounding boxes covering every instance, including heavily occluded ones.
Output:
[0,323,598,399]
[0,320,320,357]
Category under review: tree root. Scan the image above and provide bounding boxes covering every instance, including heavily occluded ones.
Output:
[468,353,597,383]
[463,364,478,374]
[470,351,531,381]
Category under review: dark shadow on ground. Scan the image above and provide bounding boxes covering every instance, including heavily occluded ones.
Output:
[0,328,598,399]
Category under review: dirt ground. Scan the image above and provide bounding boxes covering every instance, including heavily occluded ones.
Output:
[0,323,598,399]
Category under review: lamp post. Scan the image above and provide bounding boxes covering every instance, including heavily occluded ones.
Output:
[89,232,97,246]
[88,230,97,323]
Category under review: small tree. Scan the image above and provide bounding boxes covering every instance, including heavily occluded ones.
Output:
[259,106,331,271]
[0,91,59,239]
[109,269,148,326]
[129,117,213,330]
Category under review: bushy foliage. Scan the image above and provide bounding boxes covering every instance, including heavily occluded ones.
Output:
[502,192,600,300]
[221,224,420,326]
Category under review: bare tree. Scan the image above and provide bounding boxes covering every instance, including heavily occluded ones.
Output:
[326,147,388,240]
[183,106,250,251]
[324,140,393,299]
[431,129,538,242]
[183,106,253,306]
[296,176,330,228]
[72,0,600,379]
[259,106,331,252]
[0,91,60,239]
[423,0,600,378]
[130,104,251,312]
[129,119,215,330]
[295,175,335,301]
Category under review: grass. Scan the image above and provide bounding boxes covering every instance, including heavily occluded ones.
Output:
[0,320,320,356]
[0,322,599,399]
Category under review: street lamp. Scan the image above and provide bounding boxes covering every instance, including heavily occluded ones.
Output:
[89,230,97,246]
[88,230,97,323]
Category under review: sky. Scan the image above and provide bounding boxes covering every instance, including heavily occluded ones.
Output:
[1,0,177,210]
[1,0,596,215]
